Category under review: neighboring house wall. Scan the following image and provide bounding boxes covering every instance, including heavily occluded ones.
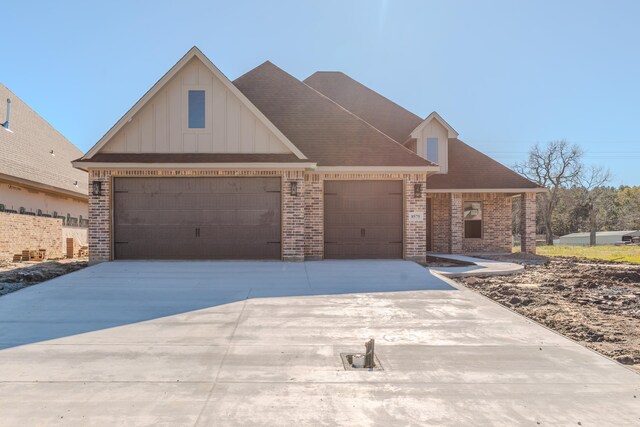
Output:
[0,181,87,220]
[428,192,513,254]
[303,172,428,262]
[100,58,292,155]
[0,212,64,260]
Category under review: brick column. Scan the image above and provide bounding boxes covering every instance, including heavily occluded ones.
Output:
[304,174,323,260]
[88,170,111,264]
[450,193,463,254]
[405,174,427,262]
[282,171,305,261]
[520,192,537,254]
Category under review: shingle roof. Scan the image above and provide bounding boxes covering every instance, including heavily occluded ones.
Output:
[304,72,541,190]
[0,83,87,197]
[233,62,434,167]
[428,139,539,189]
[304,72,424,144]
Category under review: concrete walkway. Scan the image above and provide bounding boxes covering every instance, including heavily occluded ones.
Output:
[429,253,524,277]
[0,261,638,426]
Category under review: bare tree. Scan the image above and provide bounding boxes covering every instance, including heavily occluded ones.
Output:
[514,140,583,244]
[576,165,612,246]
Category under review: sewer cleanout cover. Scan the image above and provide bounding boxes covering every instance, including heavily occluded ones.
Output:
[340,353,384,371]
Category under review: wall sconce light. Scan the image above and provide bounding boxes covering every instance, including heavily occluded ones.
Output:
[92,181,102,196]
[290,181,298,196]
[414,183,423,198]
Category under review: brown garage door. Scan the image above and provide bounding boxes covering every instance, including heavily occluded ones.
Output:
[113,177,281,260]
[324,180,403,259]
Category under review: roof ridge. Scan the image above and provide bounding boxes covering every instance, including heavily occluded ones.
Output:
[300,80,436,166]
[305,71,423,123]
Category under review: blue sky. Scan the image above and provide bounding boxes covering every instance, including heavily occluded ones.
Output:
[3,0,639,185]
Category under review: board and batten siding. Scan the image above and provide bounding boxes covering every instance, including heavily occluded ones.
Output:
[413,119,449,173]
[101,58,292,154]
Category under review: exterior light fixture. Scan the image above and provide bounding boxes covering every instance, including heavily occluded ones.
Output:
[92,181,102,196]
[414,183,423,198]
[290,181,298,196]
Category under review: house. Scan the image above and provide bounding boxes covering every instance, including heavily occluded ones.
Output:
[73,47,543,263]
[0,84,88,260]
[557,230,640,246]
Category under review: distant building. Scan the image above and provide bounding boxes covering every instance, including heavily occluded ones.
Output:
[557,231,640,246]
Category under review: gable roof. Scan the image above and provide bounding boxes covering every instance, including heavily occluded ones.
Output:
[304,71,424,144]
[81,47,306,160]
[305,71,542,190]
[409,111,459,139]
[233,62,435,168]
[0,83,87,198]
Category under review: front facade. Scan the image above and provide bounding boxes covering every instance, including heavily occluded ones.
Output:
[74,47,542,263]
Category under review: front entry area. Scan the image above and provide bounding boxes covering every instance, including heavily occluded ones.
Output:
[113,177,281,260]
[324,180,403,259]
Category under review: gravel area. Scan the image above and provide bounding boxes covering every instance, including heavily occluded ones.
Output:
[457,256,640,372]
[0,258,87,297]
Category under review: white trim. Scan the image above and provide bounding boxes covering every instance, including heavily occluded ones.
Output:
[82,47,307,160]
[315,166,439,173]
[72,161,317,171]
[425,188,547,193]
[410,111,459,139]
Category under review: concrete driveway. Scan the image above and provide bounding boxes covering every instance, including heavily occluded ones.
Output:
[0,261,638,426]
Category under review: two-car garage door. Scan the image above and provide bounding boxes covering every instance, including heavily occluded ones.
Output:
[113,177,281,260]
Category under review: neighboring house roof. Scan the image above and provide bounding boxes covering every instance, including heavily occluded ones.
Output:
[304,71,423,144]
[0,83,87,198]
[233,62,435,168]
[305,71,542,190]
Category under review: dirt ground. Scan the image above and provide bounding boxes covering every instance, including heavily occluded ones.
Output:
[0,258,88,297]
[457,256,640,372]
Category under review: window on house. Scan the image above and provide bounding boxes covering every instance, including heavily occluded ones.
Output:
[426,137,439,163]
[464,201,482,238]
[188,90,205,128]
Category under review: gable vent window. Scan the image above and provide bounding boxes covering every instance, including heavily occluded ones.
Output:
[426,137,439,163]
[464,201,482,238]
[188,90,205,128]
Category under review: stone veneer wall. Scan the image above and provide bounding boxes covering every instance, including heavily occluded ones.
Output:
[87,169,306,263]
[303,172,428,262]
[428,192,513,254]
[0,211,64,260]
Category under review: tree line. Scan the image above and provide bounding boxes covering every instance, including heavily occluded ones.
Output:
[512,140,640,245]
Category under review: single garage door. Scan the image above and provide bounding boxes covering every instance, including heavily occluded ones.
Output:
[324,180,403,259]
[113,177,281,260]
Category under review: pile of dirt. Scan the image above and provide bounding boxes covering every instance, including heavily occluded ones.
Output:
[0,259,87,297]
[458,256,640,372]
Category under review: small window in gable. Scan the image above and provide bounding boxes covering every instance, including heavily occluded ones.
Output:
[188,90,205,128]
[426,137,439,163]
[464,201,482,238]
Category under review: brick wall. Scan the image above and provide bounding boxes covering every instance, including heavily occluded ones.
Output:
[0,212,64,260]
[303,172,428,262]
[88,169,308,263]
[520,192,537,254]
[428,192,513,254]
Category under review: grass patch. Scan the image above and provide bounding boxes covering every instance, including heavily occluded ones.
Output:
[533,245,640,264]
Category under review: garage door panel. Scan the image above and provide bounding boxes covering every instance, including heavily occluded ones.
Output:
[113,177,281,260]
[324,180,403,259]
